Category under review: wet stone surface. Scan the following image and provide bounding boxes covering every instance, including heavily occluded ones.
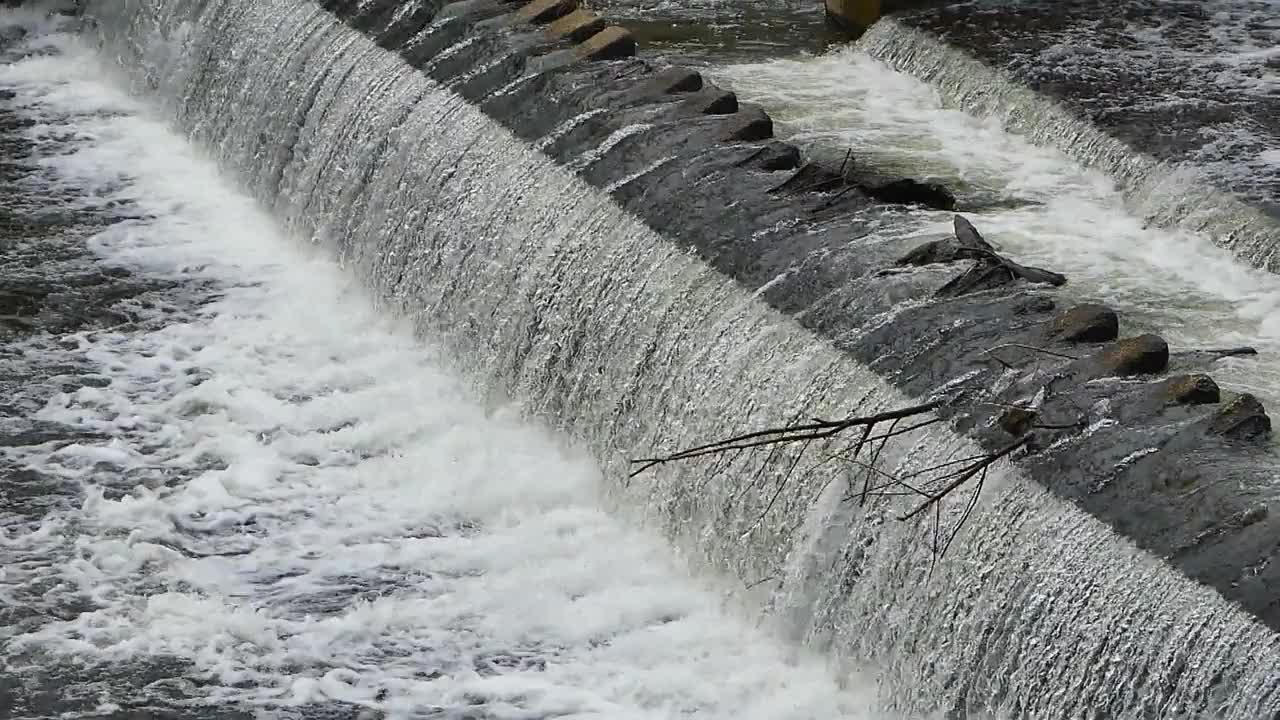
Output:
[891,0,1280,219]
[314,0,1280,633]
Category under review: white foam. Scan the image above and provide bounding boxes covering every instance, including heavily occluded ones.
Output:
[715,48,1280,407]
[0,22,889,719]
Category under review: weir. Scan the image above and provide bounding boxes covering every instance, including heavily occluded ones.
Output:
[861,1,1280,273]
[66,0,1280,716]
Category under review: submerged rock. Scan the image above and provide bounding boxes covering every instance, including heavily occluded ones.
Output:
[863,178,956,210]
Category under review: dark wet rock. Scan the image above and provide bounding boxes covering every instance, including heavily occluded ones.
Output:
[1047,303,1119,343]
[863,177,956,210]
[372,0,437,48]
[349,0,402,32]
[575,26,635,61]
[513,0,578,24]
[679,88,738,115]
[738,141,801,172]
[1082,334,1170,377]
[437,0,504,23]
[1015,295,1055,315]
[545,9,607,43]
[770,162,844,194]
[718,106,773,142]
[1209,394,1271,440]
[997,406,1037,436]
[1162,374,1221,405]
[618,66,702,104]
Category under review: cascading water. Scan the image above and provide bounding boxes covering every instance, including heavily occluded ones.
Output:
[857,13,1280,274]
[0,9,887,719]
[3,0,1279,718]
[713,47,1280,419]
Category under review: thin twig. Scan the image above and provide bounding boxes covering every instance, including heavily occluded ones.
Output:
[630,400,941,477]
[899,436,1029,522]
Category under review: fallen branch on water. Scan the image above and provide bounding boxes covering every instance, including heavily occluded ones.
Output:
[629,399,942,477]
[629,394,1044,564]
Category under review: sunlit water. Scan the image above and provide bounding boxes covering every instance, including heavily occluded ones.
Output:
[715,47,1280,408]
[0,15,889,718]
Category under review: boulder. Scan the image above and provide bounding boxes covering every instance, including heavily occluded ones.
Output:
[1209,394,1271,439]
[638,67,703,95]
[863,178,956,211]
[718,107,773,142]
[1093,334,1170,376]
[738,142,801,172]
[1162,374,1221,405]
[680,89,738,115]
[1048,303,1119,343]
[575,26,635,61]
[545,9,607,43]
[514,0,578,24]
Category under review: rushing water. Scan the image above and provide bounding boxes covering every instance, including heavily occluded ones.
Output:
[714,47,1280,419]
[0,9,889,719]
[4,1,1280,718]
[857,13,1280,274]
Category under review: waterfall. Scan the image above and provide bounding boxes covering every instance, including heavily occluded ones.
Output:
[858,18,1280,275]
[77,0,1280,716]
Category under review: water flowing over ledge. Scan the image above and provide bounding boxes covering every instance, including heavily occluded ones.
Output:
[859,11,1280,274]
[55,0,1280,716]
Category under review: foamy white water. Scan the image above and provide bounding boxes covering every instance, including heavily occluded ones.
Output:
[0,19,888,718]
[715,48,1280,405]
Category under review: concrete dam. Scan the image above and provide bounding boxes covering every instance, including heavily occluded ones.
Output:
[0,0,1278,718]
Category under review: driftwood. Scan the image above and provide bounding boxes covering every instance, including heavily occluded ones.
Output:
[896,215,1067,297]
[629,396,1050,564]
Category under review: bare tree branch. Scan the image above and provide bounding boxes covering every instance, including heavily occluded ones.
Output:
[629,399,942,477]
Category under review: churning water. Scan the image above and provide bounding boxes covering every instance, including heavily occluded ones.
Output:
[3,0,1280,718]
[0,9,886,719]
[715,47,1280,418]
[856,10,1280,273]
